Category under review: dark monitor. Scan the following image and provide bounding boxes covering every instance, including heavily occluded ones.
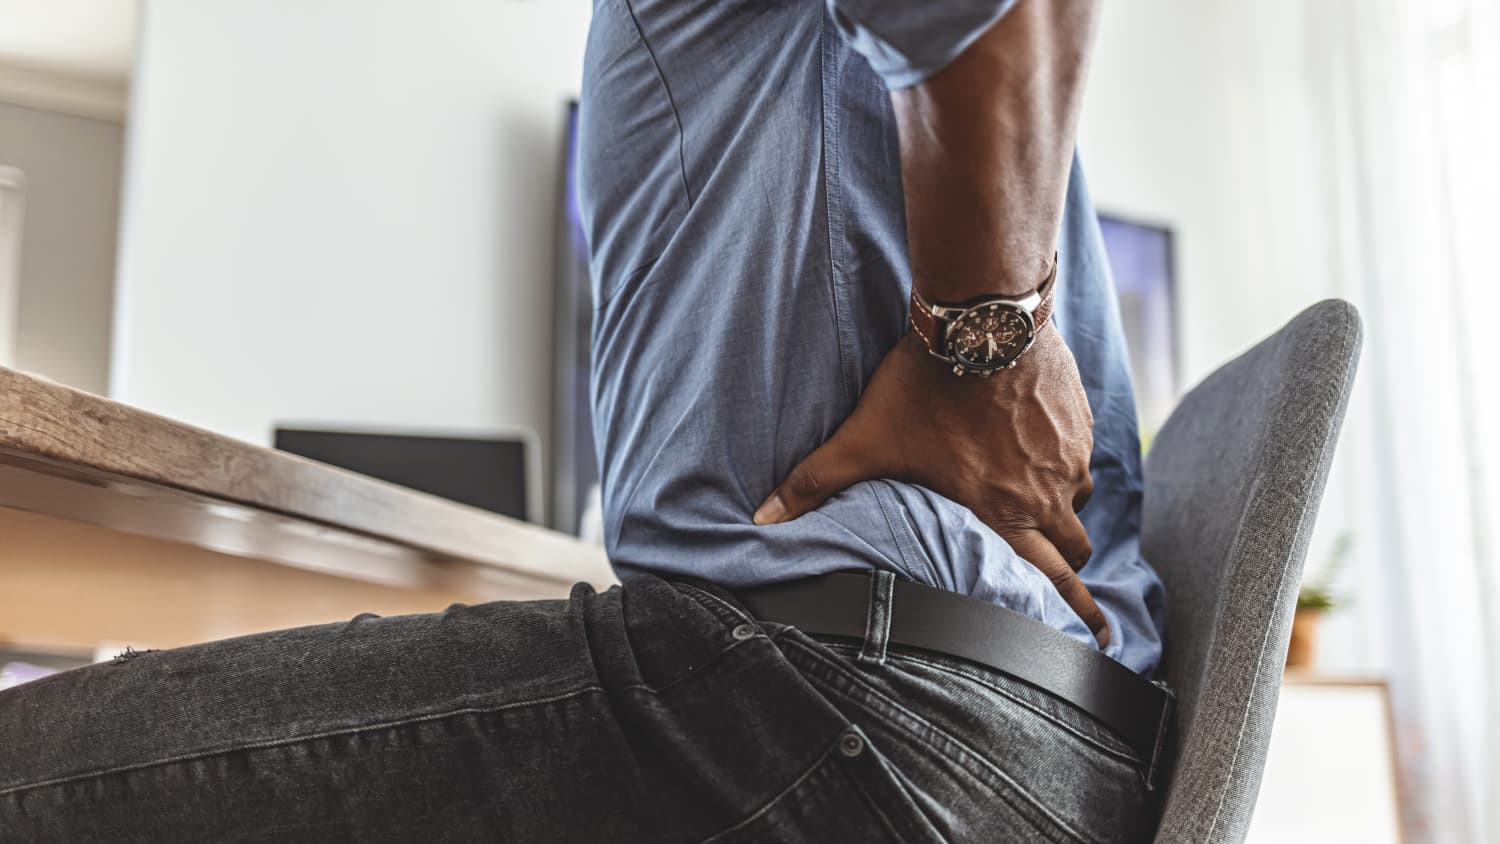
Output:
[1096,213,1178,436]
[273,428,531,521]
[553,101,597,535]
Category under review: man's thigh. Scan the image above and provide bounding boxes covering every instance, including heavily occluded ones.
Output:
[0,578,853,842]
[1,575,1153,842]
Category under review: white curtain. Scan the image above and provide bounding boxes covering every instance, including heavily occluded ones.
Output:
[1305,1,1500,841]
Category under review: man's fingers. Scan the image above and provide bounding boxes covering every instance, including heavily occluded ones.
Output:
[754,427,882,525]
[1006,530,1110,648]
[1072,475,1094,513]
[1046,509,1094,572]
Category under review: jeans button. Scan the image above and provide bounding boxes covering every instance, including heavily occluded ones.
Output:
[838,731,865,757]
[732,624,756,641]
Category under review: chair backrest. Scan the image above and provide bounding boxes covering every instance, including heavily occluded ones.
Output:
[1144,300,1363,843]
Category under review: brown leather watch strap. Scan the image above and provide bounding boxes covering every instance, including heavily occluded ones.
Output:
[908,256,1058,360]
[909,290,946,355]
[1031,262,1058,331]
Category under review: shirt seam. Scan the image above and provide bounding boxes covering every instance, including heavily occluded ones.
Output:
[819,7,855,407]
[621,0,693,207]
[0,686,607,798]
[870,480,929,584]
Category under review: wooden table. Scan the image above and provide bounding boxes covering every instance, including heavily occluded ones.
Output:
[0,366,616,651]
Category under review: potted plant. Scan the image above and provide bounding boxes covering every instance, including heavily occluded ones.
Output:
[1287,534,1349,669]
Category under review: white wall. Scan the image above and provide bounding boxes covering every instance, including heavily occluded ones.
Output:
[0,101,123,394]
[1081,0,1344,386]
[1082,0,1365,672]
[115,0,592,514]
[119,0,1281,441]
[118,0,1364,606]
[0,165,21,365]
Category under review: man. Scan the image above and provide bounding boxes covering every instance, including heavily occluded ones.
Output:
[0,1,1166,841]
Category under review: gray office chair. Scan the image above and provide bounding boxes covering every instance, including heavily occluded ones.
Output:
[1143,300,1363,843]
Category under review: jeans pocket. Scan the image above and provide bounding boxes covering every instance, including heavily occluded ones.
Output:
[701,727,947,844]
[777,633,1154,844]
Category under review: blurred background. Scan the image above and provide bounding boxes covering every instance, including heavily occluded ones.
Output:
[1,1,1496,841]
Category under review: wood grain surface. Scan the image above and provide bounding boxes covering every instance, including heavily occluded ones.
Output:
[0,507,487,650]
[0,366,617,595]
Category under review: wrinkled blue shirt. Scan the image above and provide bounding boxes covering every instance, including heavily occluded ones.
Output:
[578,0,1166,674]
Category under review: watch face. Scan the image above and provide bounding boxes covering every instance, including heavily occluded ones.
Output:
[947,303,1034,373]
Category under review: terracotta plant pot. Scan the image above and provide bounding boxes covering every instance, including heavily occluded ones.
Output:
[1285,608,1322,668]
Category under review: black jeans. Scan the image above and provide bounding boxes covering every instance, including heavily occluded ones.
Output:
[0,575,1152,842]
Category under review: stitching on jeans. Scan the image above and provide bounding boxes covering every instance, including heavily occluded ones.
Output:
[821,637,1143,765]
[700,737,841,843]
[851,742,947,844]
[853,645,1144,768]
[780,637,1086,844]
[616,635,758,698]
[670,581,756,627]
[0,686,607,798]
[788,638,1080,844]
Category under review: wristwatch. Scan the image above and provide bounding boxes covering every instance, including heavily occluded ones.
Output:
[908,256,1058,377]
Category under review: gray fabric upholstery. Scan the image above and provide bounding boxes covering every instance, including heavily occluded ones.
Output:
[1145,300,1363,843]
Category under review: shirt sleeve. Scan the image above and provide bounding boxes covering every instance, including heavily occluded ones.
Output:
[826,0,1019,89]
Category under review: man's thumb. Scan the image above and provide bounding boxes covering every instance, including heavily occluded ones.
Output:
[754,430,876,525]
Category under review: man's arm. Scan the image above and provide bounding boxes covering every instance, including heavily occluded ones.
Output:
[755,1,1110,644]
[895,1,1100,300]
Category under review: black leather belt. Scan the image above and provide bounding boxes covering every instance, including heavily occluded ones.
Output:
[736,571,1174,789]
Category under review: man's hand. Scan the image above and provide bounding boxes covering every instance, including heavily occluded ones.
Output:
[753,326,1109,647]
[753,1,1110,645]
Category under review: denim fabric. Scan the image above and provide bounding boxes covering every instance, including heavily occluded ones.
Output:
[579,0,1166,674]
[0,575,1151,842]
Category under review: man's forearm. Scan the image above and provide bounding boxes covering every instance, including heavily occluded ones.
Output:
[892,0,1102,300]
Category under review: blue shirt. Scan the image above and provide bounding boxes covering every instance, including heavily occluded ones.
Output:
[578,0,1166,675]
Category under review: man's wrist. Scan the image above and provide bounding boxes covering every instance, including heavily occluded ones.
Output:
[911,247,1057,301]
[908,254,1058,378]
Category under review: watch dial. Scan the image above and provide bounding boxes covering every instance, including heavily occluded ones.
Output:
[948,304,1033,372]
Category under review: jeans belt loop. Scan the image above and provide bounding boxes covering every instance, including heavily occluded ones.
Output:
[857,570,896,666]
